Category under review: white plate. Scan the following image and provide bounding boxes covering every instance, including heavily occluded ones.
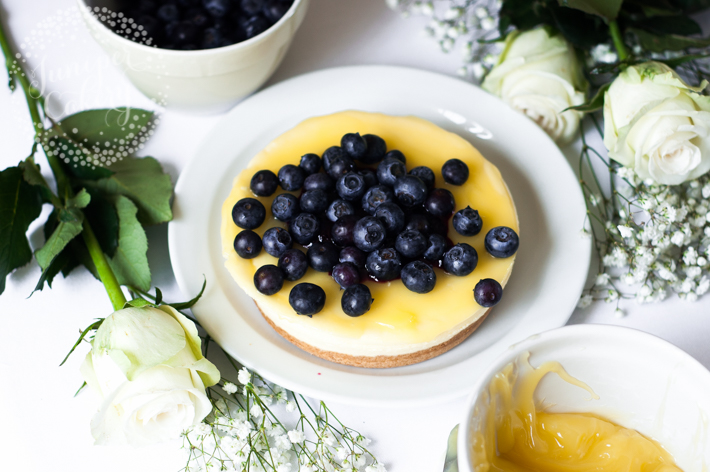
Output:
[168,66,591,407]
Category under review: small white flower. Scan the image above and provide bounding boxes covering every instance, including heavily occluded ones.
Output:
[421,1,434,16]
[474,6,488,18]
[238,367,252,385]
[613,308,625,318]
[249,404,262,419]
[639,284,652,297]
[276,464,291,472]
[698,256,707,266]
[579,228,592,239]
[321,430,337,447]
[223,382,238,394]
[671,231,685,246]
[471,62,485,80]
[577,294,593,309]
[356,435,371,447]
[336,447,349,461]
[385,0,400,10]
[287,429,306,444]
[480,16,496,30]
[703,183,710,199]
[365,464,387,472]
[605,289,619,302]
[440,38,454,52]
[696,276,710,295]
[443,7,463,20]
[618,225,633,238]
[687,291,699,302]
[285,400,297,412]
[274,434,291,451]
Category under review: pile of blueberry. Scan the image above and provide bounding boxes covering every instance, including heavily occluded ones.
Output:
[232,132,519,317]
[111,0,294,50]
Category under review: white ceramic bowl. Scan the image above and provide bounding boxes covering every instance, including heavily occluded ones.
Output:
[458,324,710,472]
[77,0,309,112]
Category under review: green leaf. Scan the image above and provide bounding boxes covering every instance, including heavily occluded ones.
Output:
[0,166,44,295]
[550,5,609,48]
[631,27,710,51]
[123,298,153,309]
[673,0,710,13]
[83,189,119,257]
[59,318,104,366]
[107,196,150,291]
[46,137,114,181]
[32,249,70,293]
[18,157,58,205]
[84,156,173,226]
[558,0,623,21]
[565,82,611,113]
[660,52,710,67]
[632,15,701,35]
[35,207,84,270]
[168,277,206,310]
[58,108,154,152]
[67,189,91,209]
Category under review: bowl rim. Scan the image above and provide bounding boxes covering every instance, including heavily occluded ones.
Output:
[456,323,710,472]
[75,0,305,56]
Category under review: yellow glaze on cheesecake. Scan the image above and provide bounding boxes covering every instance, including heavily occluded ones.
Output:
[221,111,518,366]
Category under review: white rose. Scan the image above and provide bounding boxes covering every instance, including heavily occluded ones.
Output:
[603,61,710,185]
[80,305,220,446]
[482,27,585,144]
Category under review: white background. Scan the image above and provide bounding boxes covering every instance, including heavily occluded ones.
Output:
[1,0,709,471]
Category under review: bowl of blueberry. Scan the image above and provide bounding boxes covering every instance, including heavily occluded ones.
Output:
[77,0,309,111]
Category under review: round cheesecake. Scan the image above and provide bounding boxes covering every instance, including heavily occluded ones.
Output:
[221,111,519,368]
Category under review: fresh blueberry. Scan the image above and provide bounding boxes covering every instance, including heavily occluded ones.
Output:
[307,241,339,272]
[339,246,367,268]
[377,157,407,187]
[374,202,405,234]
[262,227,293,257]
[353,217,387,252]
[201,27,223,48]
[278,164,305,191]
[185,7,210,27]
[385,150,406,164]
[240,0,263,15]
[250,169,279,196]
[137,0,158,13]
[425,188,455,217]
[361,134,387,164]
[358,168,378,188]
[394,175,428,207]
[341,133,368,160]
[366,247,402,281]
[253,264,284,295]
[178,0,199,6]
[442,243,478,276]
[405,213,430,235]
[326,199,355,222]
[474,278,503,307]
[278,248,308,281]
[203,0,230,16]
[244,14,270,38]
[332,215,358,247]
[303,172,334,192]
[322,146,346,171]
[423,233,448,261]
[336,172,367,201]
[427,214,448,236]
[442,159,469,186]
[326,155,355,180]
[271,193,300,222]
[135,15,161,41]
[341,284,373,317]
[289,213,320,245]
[299,189,329,213]
[332,262,361,288]
[299,153,321,175]
[263,0,291,22]
[289,283,326,316]
[485,226,519,258]
[453,206,483,236]
[410,166,435,190]
[401,261,436,294]
[362,185,395,215]
[171,21,198,45]
[232,198,265,229]
[157,4,179,23]
[234,230,262,258]
[395,230,427,258]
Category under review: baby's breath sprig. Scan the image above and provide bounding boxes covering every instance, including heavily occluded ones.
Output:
[182,345,384,472]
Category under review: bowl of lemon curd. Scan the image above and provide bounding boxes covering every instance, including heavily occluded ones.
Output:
[458,325,710,472]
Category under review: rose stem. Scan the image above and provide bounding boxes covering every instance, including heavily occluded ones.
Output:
[609,20,629,61]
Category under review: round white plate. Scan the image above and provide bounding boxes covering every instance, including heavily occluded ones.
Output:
[168,66,591,407]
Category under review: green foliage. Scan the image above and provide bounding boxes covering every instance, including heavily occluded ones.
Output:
[567,82,611,112]
[631,27,710,51]
[107,196,151,292]
[558,0,623,21]
[83,189,119,257]
[58,108,154,152]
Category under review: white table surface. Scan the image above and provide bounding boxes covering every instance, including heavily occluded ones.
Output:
[1,0,709,471]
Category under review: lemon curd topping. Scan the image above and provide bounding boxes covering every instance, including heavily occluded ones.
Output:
[472,353,682,472]
[220,111,518,356]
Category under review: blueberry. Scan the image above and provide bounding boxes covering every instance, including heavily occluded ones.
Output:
[307,242,339,272]
[339,246,367,268]
[263,0,291,22]
[361,134,387,164]
[427,214,448,236]
[326,155,355,180]
[336,172,367,201]
[474,278,503,307]
[262,227,293,257]
[289,213,320,245]
[353,217,387,252]
[171,21,198,45]
[410,166,435,190]
[405,213,430,235]
[299,153,321,175]
[203,0,230,16]
[185,7,210,27]
[271,193,300,222]
[326,199,355,222]
[362,185,395,215]
[374,202,405,234]
[332,262,361,288]
[341,284,373,317]
[425,188,455,217]
[250,169,279,196]
[232,198,266,229]
[453,206,483,236]
[240,0,263,16]
[303,172,334,192]
[234,230,262,258]
[442,159,469,186]
[178,0,199,6]
[136,15,161,41]
[253,265,284,295]
[341,133,368,160]
[322,146,346,171]
[442,243,478,276]
[366,248,402,281]
[299,189,329,213]
[244,14,270,38]
[332,215,358,247]
[385,149,406,164]
[157,4,179,23]
[401,261,436,294]
[423,233,448,261]
[201,27,223,49]
[278,248,308,281]
[485,226,519,258]
[377,158,406,187]
[278,164,305,191]
[395,230,427,258]
[289,283,326,316]
[358,168,378,188]
[394,175,428,207]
